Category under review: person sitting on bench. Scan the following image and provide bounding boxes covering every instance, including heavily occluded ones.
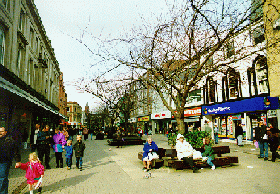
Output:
[176,134,200,173]
[142,137,158,172]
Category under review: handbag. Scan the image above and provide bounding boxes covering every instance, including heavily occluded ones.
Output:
[148,152,159,160]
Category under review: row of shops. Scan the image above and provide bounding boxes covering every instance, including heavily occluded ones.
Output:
[131,96,280,141]
[0,66,66,145]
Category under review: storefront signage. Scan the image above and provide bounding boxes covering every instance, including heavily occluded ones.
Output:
[138,116,150,122]
[232,114,241,120]
[184,107,201,117]
[202,97,279,115]
[151,111,171,119]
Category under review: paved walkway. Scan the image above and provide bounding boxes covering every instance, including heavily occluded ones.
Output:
[8,134,280,194]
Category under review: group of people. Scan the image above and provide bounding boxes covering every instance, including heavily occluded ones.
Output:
[0,124,86,194]
[142,134,215,173]
[254,120,280,162]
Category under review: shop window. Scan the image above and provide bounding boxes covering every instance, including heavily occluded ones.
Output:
[187,89,202,103]
[204,77,216,104]
[0,26,5,65]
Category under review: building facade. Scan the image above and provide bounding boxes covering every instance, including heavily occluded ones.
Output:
[0,0,65,144]
[67,101,82,128]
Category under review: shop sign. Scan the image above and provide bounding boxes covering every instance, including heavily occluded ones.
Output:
[202,97,279,115]
[184,107,201,117]
[138,116,150,122]
[232,114,241,120]
[151,111,171,119]
[267,110,277,118]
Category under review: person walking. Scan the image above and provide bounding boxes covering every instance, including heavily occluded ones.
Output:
[31,124,40,152]
[253,120,269,160]
[235,122,244,146]
[53,128,66,168]
[267,123,280,162]
[37,125,52,169]
[65,140,73,170]
[0,127,21,194]
[73,135,86,171]
[16,152,44,194]
[213,124,219,144]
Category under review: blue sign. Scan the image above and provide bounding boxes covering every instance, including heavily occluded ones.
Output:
[202,97,279,115]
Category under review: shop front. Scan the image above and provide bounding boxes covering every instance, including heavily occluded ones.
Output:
[137,115,150,135]
[202,97,279,140]
[151,111,171,134]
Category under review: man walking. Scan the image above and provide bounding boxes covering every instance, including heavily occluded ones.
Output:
[37,125,52,169]
[254,120,269,160]
[0,127,21,194]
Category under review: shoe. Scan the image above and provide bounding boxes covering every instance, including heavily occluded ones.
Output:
[79,167,82,171]
[142,167,147,171]
[38,187,42,193]
[56,166,59,168]
[258,156,263,158]
[264,157,268,161]
[211,165,215,170]
[60,165,63,168]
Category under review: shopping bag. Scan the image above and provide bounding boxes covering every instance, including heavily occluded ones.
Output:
[148,152,159,160]
[34,177,43,189]
[254,141,259,149]
[193,150,202,159]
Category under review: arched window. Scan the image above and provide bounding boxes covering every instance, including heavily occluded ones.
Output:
[0,25,5,65]
[204,77,217,104]
[247,55,269,96]
[222,68,242,101]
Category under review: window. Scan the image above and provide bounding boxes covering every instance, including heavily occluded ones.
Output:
[16,46,22,75]
[255,56,269,94]
[19,10,25,31]
[0,26,5,65]
[226,41,235,58]
[222,68,242,101]
[247,67,257,97]
[204,77,216,104]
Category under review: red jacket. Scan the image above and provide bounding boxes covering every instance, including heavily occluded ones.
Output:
[20,161,44,184]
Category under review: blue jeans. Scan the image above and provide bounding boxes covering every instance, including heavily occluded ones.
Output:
[66,157,72,168]
[259,141,268,158]
[0,163,10,194]
[76,157,83,168]
[207,157,214,167]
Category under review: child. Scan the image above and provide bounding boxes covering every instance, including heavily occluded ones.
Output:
[17,152,44,194]
[65,140,73,170]
[202,138,215,170]
[53,128,67,168]
[73,135,86,171]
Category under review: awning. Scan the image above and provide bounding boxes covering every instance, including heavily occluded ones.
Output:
[0,76,66,119]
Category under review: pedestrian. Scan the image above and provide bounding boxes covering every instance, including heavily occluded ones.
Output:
[0,127,21,194]
[16,152,44,194]
[235,122,244,146]
[65,140,73,170]
[53,128,66,168]
[204,121,213,138]
[267,123,280,162]
[83,127,89,141]
[73,135,86,171]
[62,127,69,141]
[202,137,215,170]
[31,124,40,152]
[213,124,219,144]
[253,120,269,160]
[37,125,52,169]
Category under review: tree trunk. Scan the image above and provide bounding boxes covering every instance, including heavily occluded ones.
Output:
[177,118,185,135]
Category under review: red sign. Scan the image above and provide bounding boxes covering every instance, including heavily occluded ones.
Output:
[184,107,201,117]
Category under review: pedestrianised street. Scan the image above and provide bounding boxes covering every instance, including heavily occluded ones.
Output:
[8,135,280,194]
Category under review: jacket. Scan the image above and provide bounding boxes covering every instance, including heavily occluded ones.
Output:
[254,125,268,142]
[73,141,86,157]
[37,131,51,145]
[142,141,158,160]
[65,145,73,158]
[176,140,193,160]
[53,132,66,152]
[202,145,214,160]
[0,135,21,163]
[20,161,44,184]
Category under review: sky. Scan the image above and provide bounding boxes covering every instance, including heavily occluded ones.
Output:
[33,0,171,111]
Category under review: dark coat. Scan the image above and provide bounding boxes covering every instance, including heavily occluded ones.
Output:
[73,140,86,157]
[142,141,158,160]
[254,125,268,142]
[235,125,243,138]
[0,135,21,163]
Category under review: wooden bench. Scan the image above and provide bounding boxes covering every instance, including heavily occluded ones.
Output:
[138,148,165,169]
[165,146,238,169]
[108,135,145,146]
